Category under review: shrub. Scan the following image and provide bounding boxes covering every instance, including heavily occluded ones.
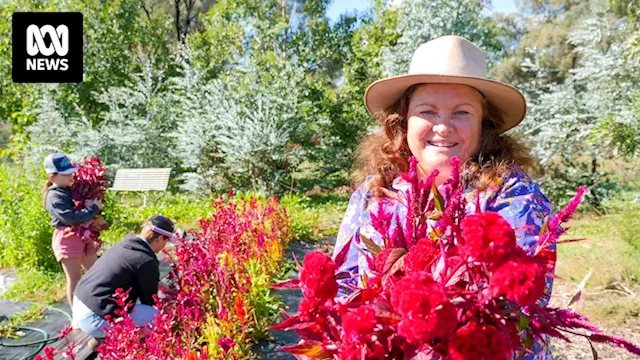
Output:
[0,164,57,270]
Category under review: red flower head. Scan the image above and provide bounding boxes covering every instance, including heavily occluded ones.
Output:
[374,247,393,273]
[536,246,556,273]
[343,306,377,336]
[300,251,338,301]
[404,238,439,274]
[297,297,320,321]
[490,253,546,306]
[447,322,513,360]
[340,306,385,360]
[390,272,457,344]
[461,212,517,265]
[217,337,236,356]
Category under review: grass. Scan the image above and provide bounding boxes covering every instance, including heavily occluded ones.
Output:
[553,190,640,327]
[1,268,66,304]
[280,192,349,241]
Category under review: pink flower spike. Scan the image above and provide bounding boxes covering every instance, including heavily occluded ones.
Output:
[589,333,640,355]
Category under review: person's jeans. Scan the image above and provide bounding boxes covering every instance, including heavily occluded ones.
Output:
[72,295,159,338]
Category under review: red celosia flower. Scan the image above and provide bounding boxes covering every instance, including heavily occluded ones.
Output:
[374,247,393,273]
[461,212,517,265]
[300,251,338,300]
[390,272,457,344]
[490,254,546,306]
[340,306,385,360]
[71,157,108,250]
[403,238,438,274]
[338,340,386,360]
[99,196,291,359]
[234,293,245,324]
[343,306,377,336]
[536,246,556,273]
[447,322,513,360]
[297,297,320,321]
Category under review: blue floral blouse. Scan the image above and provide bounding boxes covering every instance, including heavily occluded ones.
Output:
[332,166,555,360]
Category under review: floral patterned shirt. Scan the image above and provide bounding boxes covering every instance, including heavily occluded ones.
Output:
[332,166,555,360]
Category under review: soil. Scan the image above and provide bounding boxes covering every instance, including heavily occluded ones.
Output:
[549,283,640,359]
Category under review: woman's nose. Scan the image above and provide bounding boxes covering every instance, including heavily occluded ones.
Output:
[431,121,452,136]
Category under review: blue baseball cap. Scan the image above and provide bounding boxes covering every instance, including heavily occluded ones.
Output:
[43,153,78,175]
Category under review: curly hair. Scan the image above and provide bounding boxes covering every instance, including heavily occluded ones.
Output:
[353,84,536,195]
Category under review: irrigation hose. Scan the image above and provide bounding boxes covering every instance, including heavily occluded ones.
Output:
[0,305,73,359]
[0,326,49,360]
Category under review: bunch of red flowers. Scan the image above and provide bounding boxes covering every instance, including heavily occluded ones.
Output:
[272,157,640,359]
[71,157,108,250]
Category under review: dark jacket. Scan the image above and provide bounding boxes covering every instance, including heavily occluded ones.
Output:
[74,235,160,318]
[45,186,99,227]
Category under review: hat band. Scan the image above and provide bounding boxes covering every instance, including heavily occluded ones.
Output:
[146,225,176,240]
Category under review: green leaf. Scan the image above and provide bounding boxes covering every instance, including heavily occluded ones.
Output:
[538,216,550,237]
[360,233,382,256]
[382,248,407,273]
[432,183,445,212]
[427,211,442,221]
[518,313,530,332]
[523,329,533,350]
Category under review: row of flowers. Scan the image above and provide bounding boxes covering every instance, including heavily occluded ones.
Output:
[37,157,293,359]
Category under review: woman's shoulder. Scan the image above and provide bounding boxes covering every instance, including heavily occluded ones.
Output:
[500,166,547,196]
[487,165,553,213]
[352,175,377,196]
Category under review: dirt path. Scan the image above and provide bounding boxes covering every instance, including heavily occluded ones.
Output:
[549,283,640,359]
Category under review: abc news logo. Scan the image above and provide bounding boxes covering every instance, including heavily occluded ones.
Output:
[12,12,83,83]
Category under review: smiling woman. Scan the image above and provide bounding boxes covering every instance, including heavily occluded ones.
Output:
[333,35,555,360]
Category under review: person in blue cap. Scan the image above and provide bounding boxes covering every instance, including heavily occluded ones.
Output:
[43,153,103,308]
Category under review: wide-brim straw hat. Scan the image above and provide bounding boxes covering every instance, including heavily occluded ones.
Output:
[364,35,526,133]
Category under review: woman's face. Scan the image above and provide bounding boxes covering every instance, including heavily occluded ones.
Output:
[406,83,483,181]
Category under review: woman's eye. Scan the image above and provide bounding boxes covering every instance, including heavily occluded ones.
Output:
[454,111,469,117]
[421,110,436,116]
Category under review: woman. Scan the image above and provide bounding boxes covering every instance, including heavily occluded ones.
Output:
[43,153,102,308]
[333,36,554,359]
[72,216,176,349]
